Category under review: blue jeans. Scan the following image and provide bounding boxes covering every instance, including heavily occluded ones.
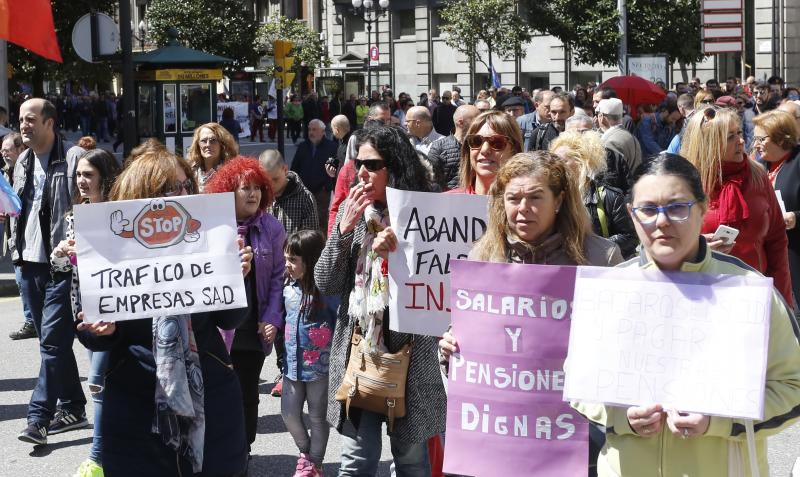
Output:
[16,262,86,426]
[88,350,109,463]
[14,266,33,326]
[339,410,430,477]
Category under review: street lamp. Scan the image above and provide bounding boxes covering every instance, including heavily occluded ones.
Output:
[351,0,389,98]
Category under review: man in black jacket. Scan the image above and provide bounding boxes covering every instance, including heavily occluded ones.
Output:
[290,119,338,231]
[427,104,478,190]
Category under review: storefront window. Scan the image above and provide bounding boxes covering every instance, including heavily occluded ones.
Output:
[163,84,177,133]
[180,83,211,132]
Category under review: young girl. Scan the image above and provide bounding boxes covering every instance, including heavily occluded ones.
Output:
[282,230,337,477]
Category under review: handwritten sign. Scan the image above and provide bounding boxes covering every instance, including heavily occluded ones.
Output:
[386,188,488,336]
[564,266,772,420]
[73,193,247,323]
[444,260,588,477]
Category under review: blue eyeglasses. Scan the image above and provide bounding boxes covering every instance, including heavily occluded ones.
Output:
[631,201,696,224]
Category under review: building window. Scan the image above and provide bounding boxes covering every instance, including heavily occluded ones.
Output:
[430,8,445,38]
[392,9,415,39]
[346,15,365,43]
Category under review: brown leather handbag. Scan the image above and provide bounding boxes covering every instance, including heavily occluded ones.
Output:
[335,326,412,431]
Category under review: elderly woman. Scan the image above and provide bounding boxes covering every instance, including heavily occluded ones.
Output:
[187,122,239,191]
[315,125,444,476]
[204,156,286,457]
[452,110,523,195]
[753,109,800,308]
[77,148,253,476]
[574,153,800,476]
[550,130,638,258]
[680,107,793,307]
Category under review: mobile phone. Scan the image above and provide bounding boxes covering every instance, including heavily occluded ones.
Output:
[712,224,739,245]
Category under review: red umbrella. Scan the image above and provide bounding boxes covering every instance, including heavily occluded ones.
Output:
[599,75,666,120]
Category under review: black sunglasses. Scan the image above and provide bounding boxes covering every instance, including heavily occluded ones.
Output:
[465,134,510,151]
[354,158,386,172]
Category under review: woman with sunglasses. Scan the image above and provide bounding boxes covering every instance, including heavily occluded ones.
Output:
[439,151,622,475]
[693,90,715,109]
[77,147,254,477]
[204,156,286,460]
[187,122,239,191]
[451,110,523,195]
[752,110,800,310]
[315,125,445,476]
[572,153,800,476]
[680,107,794,307]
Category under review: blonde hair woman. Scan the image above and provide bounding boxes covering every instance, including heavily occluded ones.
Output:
[186,122,239,191]
[680,107,794,306]
[550,130,638,257]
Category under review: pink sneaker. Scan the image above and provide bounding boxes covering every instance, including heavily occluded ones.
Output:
[293,454,320,477]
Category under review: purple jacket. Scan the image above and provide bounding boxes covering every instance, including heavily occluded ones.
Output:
[221,211,286,354]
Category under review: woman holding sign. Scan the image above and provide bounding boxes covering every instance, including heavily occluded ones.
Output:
[451,111,522,195]
[574,153,800,476]
[204,156,286,458]
[77,148,254,477]
[315,125,446,476]
[680,107,794,307]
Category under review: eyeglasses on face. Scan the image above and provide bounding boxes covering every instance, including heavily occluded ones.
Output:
[466,134,510,151]
[354,158,386,172]
[753,135,769,145]
[631,201,696,224]
[164,178,193,197]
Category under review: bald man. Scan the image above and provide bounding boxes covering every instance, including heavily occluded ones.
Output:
[11,98,88,445]
[406,105,444,156]
[778,100,800,138]
[427,104,479,190]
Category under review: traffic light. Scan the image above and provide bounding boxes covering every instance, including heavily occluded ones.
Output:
[274,40,295,88]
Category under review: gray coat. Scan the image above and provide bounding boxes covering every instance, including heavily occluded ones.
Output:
[314,203,447,444]
[601,125,642,174]
[9,136,82,264]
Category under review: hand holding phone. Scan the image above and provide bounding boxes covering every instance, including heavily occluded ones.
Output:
[711,224,739,245]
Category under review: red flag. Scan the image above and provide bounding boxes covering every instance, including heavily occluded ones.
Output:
[0,0,63,63]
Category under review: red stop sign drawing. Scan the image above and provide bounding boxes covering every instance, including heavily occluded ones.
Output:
[133,200,191,249]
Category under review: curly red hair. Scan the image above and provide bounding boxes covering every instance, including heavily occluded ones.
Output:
[204,156,273,210]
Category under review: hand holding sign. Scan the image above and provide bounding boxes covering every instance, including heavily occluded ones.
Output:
[665,409,710,439]
[626,404,664,437]
[372,226,398,260]
[76,311,116,336]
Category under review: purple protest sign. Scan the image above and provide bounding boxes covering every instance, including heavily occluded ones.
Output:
[443,260,588,477]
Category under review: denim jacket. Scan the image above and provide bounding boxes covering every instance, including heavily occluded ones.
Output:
[220,211,286,354]
[283,280,337,382]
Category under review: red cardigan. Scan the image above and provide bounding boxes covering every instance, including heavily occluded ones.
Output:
[701,165,794,307]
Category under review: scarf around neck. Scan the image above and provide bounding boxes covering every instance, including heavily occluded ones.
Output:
[348,205,390,352]
[152,315,205,472]
[714,158,751,226]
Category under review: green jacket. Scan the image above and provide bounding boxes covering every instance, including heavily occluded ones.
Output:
[573,240,800,477]
[285,102,303,121]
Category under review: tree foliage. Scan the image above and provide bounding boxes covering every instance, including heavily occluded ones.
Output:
[525,0,704,68]
[439,0,532,70]
[8,0,117,95]
[147,0,259,71]
[255,15,329,77]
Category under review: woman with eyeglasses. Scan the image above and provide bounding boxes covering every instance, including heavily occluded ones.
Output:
[77,147,254,477]
[680,107,794,307]
[451,110,523,195]
[187,123,239,191]
[438,151,622,476]
[572,153,800,477]
[752,110,800,309]
[315,125,445,476]
[203,156,286,459]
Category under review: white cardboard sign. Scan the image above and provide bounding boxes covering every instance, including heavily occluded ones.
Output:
[386,188,488,336]
[563,266,772,420]
[73,193,247,322]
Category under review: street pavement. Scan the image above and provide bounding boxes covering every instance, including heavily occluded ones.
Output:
[0,296,393,477]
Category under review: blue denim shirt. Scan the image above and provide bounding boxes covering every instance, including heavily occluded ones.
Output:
[283,281,338,382]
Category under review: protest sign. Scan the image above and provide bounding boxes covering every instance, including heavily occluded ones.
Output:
[386,188,488,336]
[564,266,772,420]
[216,101,250,138]
[73,193,247,323]
[444,260,588,477]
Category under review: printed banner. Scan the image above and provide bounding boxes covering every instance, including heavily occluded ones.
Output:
[217,101,251,138]
[73,193,247,323]
[564,266,772,420]
[386,188,488,336]
[444,260,588,477]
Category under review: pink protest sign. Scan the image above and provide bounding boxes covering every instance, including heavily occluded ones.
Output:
[444,260,588,477]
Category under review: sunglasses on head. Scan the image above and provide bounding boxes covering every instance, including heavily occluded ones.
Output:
[354,158,386,172]
[466,134,510,151]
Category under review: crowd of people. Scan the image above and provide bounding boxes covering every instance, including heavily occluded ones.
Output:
[1,71,800,477]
